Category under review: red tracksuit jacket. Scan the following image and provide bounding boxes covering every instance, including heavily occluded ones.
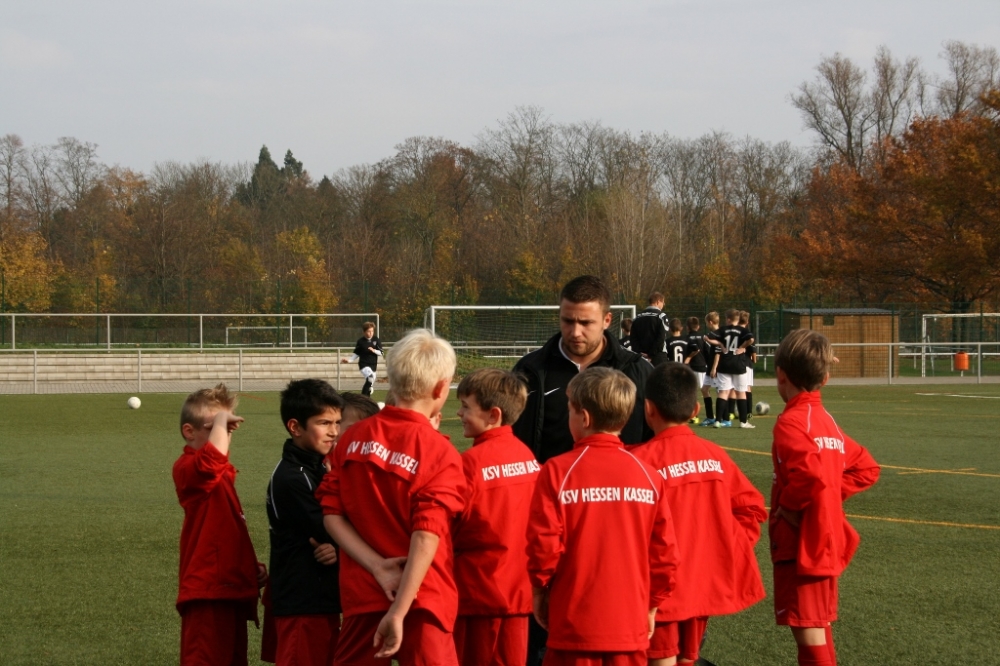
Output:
[453,426,541,617]
[173,442,260,612]
[526,433,679,652]
[769,391,881,576]
[632,425,766,621]
[316,405,467,629]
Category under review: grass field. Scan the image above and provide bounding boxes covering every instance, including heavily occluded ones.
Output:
[1,385,999,665]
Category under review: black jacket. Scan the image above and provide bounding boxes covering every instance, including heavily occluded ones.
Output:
[512,331,653,463]
[353,336,383,369]
[630,307,669,365]
[265,440,340,616]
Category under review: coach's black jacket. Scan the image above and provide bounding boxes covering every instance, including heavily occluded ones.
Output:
[512,331,654,463]
[266,440,341,616]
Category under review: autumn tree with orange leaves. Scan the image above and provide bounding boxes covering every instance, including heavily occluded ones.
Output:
[795,96,1000,315]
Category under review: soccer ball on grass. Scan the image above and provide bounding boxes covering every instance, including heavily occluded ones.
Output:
[127,396,141,409]
[753,401,770,416]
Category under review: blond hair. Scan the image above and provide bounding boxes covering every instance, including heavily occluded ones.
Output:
[739,310,749,326]
[566,367,635,433]
[387,329,456,402]
[705,311,719,326]
[775,329,834,391]
[457,368,528,425]
[180,383,237,430]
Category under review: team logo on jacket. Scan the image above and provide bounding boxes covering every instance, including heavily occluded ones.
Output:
[814,437,845,454]
[344,439,420,478]
[658,458,724,479]
[482,459,541,481]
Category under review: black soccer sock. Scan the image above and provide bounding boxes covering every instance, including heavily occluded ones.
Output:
[716,398,729,422]
[729,398,737,420]
[737,399,749,424]
[704,397,714,420]
[746,391,753,409]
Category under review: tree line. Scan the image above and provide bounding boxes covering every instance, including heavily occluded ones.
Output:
[1,41,998,328]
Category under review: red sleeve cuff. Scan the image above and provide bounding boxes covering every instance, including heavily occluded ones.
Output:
[411,506,450,537]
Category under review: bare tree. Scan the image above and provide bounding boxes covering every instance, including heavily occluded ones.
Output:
[933,40,1000,117]
[0,134,28,242]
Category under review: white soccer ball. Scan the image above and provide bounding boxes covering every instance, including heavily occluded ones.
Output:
[127,396,141,409]
[753,401,769,416]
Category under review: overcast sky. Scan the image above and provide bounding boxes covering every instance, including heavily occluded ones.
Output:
[2,0,998,178]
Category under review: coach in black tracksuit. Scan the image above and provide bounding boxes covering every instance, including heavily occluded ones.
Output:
[630,292,669,366]
[265,439,341,622]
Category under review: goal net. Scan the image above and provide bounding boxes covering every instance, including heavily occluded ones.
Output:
[424,305,637,376]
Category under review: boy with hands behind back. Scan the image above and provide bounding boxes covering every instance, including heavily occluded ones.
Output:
[526,367,679,666]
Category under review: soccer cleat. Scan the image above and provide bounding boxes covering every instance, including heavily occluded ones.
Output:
[701,418,717,427]
[739,421,756,429]
[717,420,732,428]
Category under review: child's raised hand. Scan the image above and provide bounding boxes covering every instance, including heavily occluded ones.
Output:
[256,562,268,588]
[372,556,407,601]
[310,538,338,565]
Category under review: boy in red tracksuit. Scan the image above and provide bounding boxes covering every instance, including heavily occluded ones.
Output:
[527,367,679,666]
[770,330,881,666]
[173,384,267,666]
[453,368,540,666]
[632,363,767,666]
[317,329,467,666]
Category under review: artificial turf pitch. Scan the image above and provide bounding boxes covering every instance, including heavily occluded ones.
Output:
[1,385,998,665]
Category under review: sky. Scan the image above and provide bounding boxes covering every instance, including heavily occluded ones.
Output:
[2,0,998,178]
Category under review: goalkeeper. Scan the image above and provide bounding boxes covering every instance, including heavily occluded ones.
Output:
[343,322,383,397]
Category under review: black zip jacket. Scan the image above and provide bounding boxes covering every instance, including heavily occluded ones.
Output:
[630,307,669,365]
[512,331,654,463]
[353,336,383,369]
[265,440,340,616]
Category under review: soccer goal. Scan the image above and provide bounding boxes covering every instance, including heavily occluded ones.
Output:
[920,312,1000,377]
[225,326,308,347]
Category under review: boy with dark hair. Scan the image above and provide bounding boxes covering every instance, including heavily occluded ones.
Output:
[527,367,678,666]
[266,379,345,665]
[630,292,669,365]
[453,368,540,666]
[173,384,266,666]
[345,322,383,397]
[339,391,381,431]
[698,313,721,427]
[708,309,754,429]
[771,330,881,666]
[633,364,767,666]
[620,317,633,351]
[318,329,466,665]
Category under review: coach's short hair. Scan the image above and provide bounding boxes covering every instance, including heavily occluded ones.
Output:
[687,316,701,331]
[457,368,528,425]
[775,329,833,392]
[647,291,664,305]
[180,383,237,430]
[387,328,456,402]
[645,363,698,424]
[280,379,343,433]
[560,275,611,314]
[567,367,635,433]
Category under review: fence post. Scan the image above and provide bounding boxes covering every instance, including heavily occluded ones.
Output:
[289,314,294,352]
[978,342,982,385]
[107,314,112,352]
[887,344,892,385]
[239,348,244,392]
[137,349,142,393]
[336,348,341,391]
[32,350,37,394]
[11,314,15,350]
[199,315,204,351]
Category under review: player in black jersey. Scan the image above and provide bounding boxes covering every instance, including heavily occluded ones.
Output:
[629,292,669,366]
[620,317,633,351]
[666,318,689,364]
[708,309,755,428]
[684,316,712,423]
[739,310,756,418]
[699,312,721,426]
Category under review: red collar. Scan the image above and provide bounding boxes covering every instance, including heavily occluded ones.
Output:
[573,433,623,449]
[381,404,435,425]
[650,424,694,442]
[784,391,823,410]
[473,425,514,447]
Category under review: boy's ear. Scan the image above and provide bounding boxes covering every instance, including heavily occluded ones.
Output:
[580,407,593,429]
[181,423,195,440]
[820,372,830,388]
[488,405,503,427]
[643,399,657,424]
[431,378,450,401]
[286,418,302,436]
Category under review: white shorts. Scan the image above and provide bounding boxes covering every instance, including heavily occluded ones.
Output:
[700,372,716,389]
[695,372,707,388]
[716,372,749,393]
[745,367,754,386]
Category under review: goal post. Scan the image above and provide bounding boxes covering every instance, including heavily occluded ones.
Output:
[920,312,1000,377]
